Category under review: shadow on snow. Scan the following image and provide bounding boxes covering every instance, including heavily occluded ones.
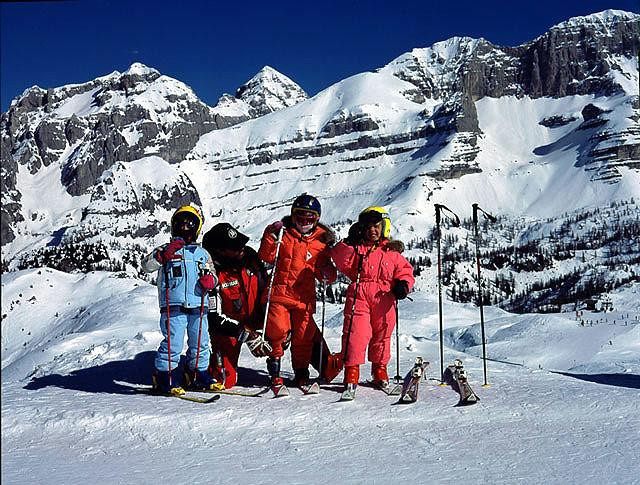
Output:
[554,372,640,390]
[23,351,270,394]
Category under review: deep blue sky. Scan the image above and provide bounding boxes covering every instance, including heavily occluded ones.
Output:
[1,0,638,112]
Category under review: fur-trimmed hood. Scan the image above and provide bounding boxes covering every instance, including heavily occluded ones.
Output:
[384,239,405,253]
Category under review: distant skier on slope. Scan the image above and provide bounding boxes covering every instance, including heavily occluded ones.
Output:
[142,205,219,396]
[330,207,415,397]
[258,194,343,391]
[201,222,269,389]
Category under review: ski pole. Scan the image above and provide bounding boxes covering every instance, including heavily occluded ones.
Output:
[343,253,364,365]
[193,292,206,382]
[394,299,402,384]
[318,277,327,379]
[472,203,496,388]
[434,204,460,383]
[164,262,173,387]
[261,226,285,341]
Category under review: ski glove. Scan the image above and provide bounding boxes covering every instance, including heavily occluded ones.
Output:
[245,331,273,357]
[199,273,217,291]
[156,239,185,264]
[266,220,283,236]
[392,279,410,300]
[344,222,363,246]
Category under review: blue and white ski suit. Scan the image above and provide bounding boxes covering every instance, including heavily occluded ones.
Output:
[143,243,216,373]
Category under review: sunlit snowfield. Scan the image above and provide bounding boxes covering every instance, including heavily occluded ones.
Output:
[2,269,638,484]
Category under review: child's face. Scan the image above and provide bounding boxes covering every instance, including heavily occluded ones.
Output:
[292,209,319,234]
[363,222,382,243]
[173,214,198,243]
[216,246,245,262]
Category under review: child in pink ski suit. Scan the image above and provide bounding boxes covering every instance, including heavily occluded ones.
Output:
[330,207,415,389]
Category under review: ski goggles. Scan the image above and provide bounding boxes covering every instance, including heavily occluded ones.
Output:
[173,213,199,230]
[292,209,319,225]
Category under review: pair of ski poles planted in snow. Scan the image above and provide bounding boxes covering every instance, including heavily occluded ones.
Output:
[435,203,496,387]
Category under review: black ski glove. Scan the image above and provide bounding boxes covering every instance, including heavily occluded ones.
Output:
[208,313,241,337]
[344,222,363,246]
[392,279,410,300]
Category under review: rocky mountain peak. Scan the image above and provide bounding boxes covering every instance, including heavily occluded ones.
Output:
[549,9,638,33]
[1,10,638,268]
[235,65,308,117]
[123,62,160,77]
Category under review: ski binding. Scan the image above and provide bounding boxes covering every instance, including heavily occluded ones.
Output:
[443,359,480,406]
[339,383,357,401]
[397,357,429,404]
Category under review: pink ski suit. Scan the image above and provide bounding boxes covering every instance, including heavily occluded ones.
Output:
[330,239,415,367]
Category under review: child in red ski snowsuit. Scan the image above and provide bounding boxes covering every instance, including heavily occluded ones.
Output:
[258,194,341,388]
[202,222,268,389]
[330,207,415,390]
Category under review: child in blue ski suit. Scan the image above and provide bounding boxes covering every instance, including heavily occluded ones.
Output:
[142,205,219,395]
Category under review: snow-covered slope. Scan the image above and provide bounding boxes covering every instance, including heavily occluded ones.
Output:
[2,269,639,483]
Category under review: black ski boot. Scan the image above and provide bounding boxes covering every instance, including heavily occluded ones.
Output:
[294,367,320,395]
[267,357,289,397]
[152,369,185,396]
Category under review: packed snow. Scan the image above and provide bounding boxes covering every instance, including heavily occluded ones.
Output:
[2,268,639,484]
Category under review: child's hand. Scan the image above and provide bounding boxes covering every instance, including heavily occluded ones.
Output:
[266,221,283,235]
[392,279,410,300]
[155,239,185,263]
[198,273,217,291]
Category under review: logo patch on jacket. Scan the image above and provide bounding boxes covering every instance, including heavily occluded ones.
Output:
[306,250,312,261]
[221,280,239,289]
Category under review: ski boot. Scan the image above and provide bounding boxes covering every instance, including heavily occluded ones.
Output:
[294,367,320,395]
[267,357,289,397]
[340,365,359,401]
[152,369,186,396]
[371,363,401,395]
[183,368,224,392]
[371,363,389,387]
[293,367,310,387]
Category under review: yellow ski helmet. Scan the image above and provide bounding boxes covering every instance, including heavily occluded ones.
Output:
[359,206,391,238]
[171,205,204,239]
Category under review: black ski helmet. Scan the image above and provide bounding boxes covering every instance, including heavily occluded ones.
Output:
[170,205,204,241]
[291,193,321,217]
[203,222,249,252]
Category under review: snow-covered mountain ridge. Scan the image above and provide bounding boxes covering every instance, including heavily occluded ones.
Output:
[1,10,639,289]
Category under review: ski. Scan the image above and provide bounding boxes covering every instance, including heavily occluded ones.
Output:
[176,393,221,404]
[443,359,480,406]
[339,383,357,401]
[271,384,290,398]
[397,357,429,404]
[191,387,268,398]
[299,382,320,395]
[371,380,402,396]
[134,387,221,404]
